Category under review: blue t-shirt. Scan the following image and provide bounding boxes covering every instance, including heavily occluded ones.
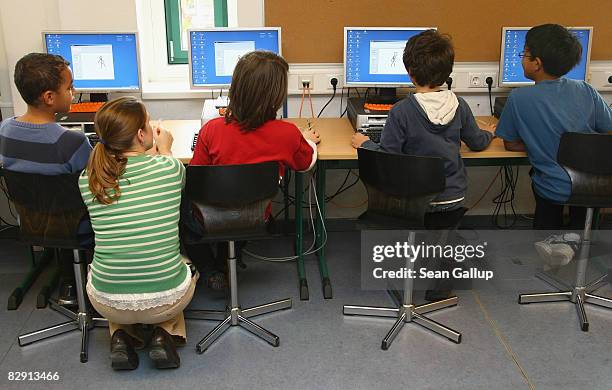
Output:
[495,78,612,202]
[0,118,92,174]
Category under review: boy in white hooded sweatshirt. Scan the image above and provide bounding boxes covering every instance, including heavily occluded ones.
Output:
[352,29,493,213]
[351,30,493,301]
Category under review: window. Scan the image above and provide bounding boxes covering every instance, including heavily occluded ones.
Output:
[164,0,228,64]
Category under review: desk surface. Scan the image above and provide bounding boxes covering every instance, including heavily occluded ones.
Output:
[164,117,527,163]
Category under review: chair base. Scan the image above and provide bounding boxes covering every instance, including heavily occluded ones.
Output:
[18,299,108,363]
[343,294,462,350]
[186,298,292,354]
[519,275,611,332]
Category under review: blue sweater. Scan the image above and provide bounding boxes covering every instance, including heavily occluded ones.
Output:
[363,94,492,202]
[0,118,91,174]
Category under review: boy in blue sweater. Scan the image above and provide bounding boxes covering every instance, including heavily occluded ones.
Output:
[495,24,612,229]
[351,30,493,300]
[352,30,493,213]
[0,53,92,303]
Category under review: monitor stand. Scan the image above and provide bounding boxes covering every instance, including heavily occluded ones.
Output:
[365,87,399,105]
[89,93,109,103]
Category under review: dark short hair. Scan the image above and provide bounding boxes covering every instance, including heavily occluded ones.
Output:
[14,53,70,106]
[403,30,454,88]
[525,24,582,77]
[225,51,288,131]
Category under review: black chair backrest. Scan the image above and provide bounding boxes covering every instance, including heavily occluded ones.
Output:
[1,169,87,247]
[558,132,612,208]
[358,148,445,226]
[185,162,279,238]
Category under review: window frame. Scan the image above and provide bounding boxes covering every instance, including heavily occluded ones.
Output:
[164,0,228,65]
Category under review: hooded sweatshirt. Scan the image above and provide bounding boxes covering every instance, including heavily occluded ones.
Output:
[362,91,493,202]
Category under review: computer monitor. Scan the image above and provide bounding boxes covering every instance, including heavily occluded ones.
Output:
[43,32,141,92]
[188,27,281,88]
[499,27,593,87]
[344,27,436,88]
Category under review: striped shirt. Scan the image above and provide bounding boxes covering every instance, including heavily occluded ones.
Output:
[0,117,91,174]
[79,154,187,294]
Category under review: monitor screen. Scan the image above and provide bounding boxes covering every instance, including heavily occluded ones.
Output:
[189,28,281,88]
[500,27,592,87]
[43,32,140,92]
[344,27,436,87]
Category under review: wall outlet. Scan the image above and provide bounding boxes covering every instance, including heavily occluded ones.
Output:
[327,74,342,90]
[298,75,314,90]
[483,72,497,88]
[469,73,484,88]
[606,72,612,86]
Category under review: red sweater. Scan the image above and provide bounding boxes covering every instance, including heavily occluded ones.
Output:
[191,117,315,171]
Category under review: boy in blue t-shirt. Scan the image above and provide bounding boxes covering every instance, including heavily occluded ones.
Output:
[495,24,612,229]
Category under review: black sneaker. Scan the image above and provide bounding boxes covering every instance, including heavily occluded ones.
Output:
[149,327,180,369]
[110,330,139,370]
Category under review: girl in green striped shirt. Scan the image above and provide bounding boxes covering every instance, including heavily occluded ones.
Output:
[80,97,196,370]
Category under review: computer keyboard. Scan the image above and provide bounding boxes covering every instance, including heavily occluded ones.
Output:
[360,128,383,143]
[363,103,393,112]
[191,133,198,151]
[69,102,105,113]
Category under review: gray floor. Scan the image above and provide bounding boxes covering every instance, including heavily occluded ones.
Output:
[0,231,611,390]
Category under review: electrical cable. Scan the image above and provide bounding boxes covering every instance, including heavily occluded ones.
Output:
[468,169,502,210]
[306,85,315,118]
[491,165,520,228]
[317,78,338,118]
[242,175,327,262]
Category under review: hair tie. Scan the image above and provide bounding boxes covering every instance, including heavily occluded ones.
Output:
[99,138,107,146]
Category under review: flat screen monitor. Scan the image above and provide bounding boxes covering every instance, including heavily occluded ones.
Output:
[188,27,281,88]
[499,27,593,87]
[43,31,141,92]
[344,27,436,87]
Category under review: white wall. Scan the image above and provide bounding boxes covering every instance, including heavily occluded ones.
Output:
[0,0,137,116]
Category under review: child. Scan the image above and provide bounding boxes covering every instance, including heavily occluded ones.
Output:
[495,24,612,229]
[0,53,92,303]
[191,50,319,168]
[352,30,493,212]
[186,50,319,287]
[351,30,493,301]
[80,97,196,370]
[0,53,90,173]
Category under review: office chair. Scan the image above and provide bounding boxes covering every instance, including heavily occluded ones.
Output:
[3,170,107,362]
[343,148,462,350]
[519,132,612,331]
[183,162,292,354]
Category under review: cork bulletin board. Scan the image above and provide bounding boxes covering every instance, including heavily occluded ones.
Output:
[265,0,611,63]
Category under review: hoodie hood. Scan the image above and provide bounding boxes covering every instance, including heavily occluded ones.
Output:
[413,90,459,126]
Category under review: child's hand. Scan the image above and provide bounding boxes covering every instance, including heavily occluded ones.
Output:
[154,128,174,155]
[351,132,370,149]
[303,128,321,144]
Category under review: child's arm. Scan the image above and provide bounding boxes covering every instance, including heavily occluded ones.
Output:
[493,94,526,151]
[590,87,612,132]
[459,100,493,151]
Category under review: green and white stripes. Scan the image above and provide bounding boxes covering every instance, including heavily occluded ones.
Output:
[80,155,187,294]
